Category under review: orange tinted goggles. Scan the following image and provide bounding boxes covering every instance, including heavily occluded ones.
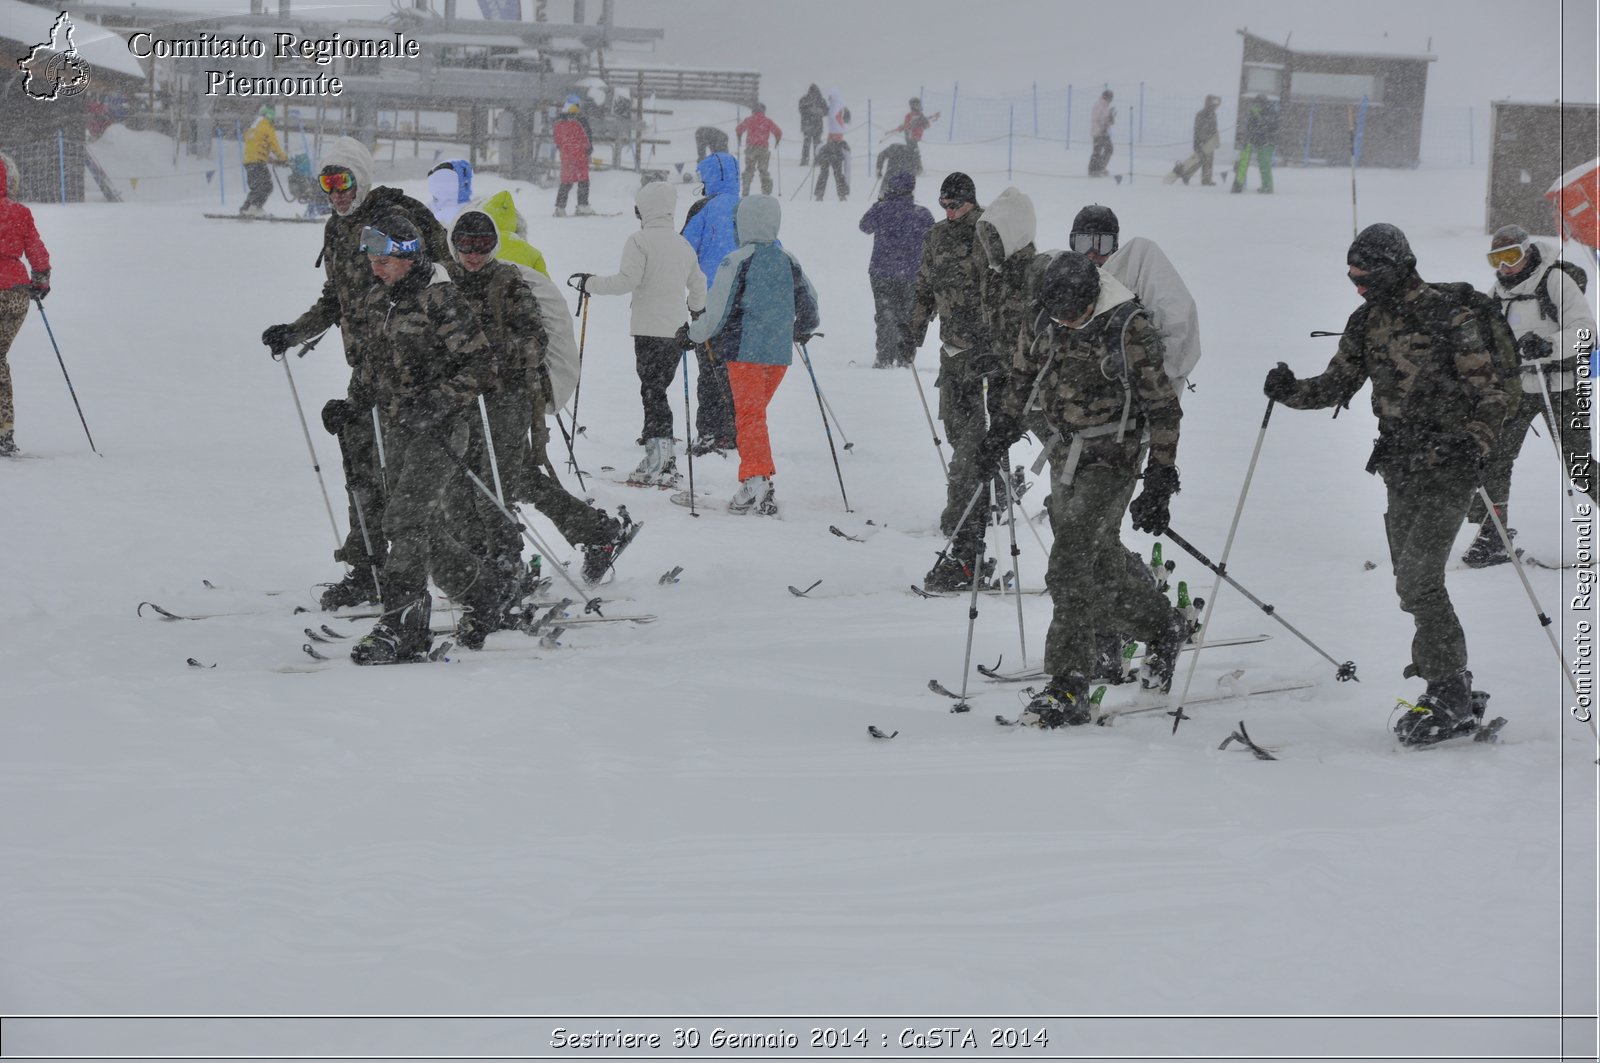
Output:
[318,169,355,194]
[1486,243,1528,270]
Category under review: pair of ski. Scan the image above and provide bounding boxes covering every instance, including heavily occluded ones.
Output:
[988,679,1317,729]
[975,633,1271,684]
[300,597,576,665]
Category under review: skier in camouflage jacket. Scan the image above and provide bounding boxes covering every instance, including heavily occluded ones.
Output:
[1264,223,1512,745]
[262,136,454,611]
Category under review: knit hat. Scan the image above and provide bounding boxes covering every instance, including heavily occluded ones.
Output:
[939,172,976,204]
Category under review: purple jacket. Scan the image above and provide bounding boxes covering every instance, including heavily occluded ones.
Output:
[858,171,934,281]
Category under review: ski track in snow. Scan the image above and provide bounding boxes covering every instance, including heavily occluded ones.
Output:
[0,106,1595,1049]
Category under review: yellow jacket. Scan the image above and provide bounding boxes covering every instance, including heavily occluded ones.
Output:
[243,117,287,165]
[482,190,550,277]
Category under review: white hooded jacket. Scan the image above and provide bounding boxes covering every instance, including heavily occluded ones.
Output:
[585,182,707,337]
[1102,236,1202,391]
[1491,240,1597,394]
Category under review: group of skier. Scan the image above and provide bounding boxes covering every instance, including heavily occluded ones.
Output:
[224,114,1596,744]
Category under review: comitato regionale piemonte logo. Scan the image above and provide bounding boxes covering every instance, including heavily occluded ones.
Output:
[18,11,93,101]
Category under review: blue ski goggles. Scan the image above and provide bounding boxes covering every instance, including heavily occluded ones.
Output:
[359,225,421,257]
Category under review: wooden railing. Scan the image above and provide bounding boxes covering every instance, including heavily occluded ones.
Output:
[603,67,760,108]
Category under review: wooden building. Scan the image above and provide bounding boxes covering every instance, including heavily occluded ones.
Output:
[1485,100,1600,237]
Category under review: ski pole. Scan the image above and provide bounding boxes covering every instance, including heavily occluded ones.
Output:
[907,361,948,475]
[1475,486,1597,740]
[788,158,818,202]
[951,539,988,711]
[1169,398,1277,727]
[347,485,382,603]
[552,409,586,493]
[1534,368,1587,524]
[30,295,98,455]
[1164,524,1358,683]
[795,338,853,451]
[567,282,590,435]
[476,394,507,506]
[681,348,698,517]
[269,332,340,548]
[1000,460,1028,668]
[796,340,851,511]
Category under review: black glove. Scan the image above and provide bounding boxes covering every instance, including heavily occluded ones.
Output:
[794,331,815,346]
[262,323,295,354]
[28,269,49,301]
[567,272,593,294]
[976,414,1021,474]
[1263,361,1296,402]
[1129,464,1180,535]
[320,398,357,435]
[1517,333,1554,362]
[674,324,695,351]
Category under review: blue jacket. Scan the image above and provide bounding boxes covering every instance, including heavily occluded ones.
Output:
[689,196,819,366]
[681,151,742,286]
[858,170,934,281]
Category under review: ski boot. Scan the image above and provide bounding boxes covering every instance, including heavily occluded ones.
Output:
[574,204,595,216]
[1460,523,1514,569]
[581,512,629,585]
[350,602,432,665]
[319,569,382,611]
[1138,608,1191,693]
[1393,669,1481,746]
[1018,673,1093,728]
[0,431,17,457]
[552,206,567,217]
[728,475,777,516]
[922,553,995,592]
[1092,633,1137,684]
[689,435,736,457]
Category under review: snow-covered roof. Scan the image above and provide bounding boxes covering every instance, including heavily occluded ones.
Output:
[0,0,146,79]
[1245,28,1436,61]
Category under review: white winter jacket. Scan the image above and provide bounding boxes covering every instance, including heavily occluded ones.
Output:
[1491,241,1597,394]
[1103,236,1202,392]
[585,182,708,338]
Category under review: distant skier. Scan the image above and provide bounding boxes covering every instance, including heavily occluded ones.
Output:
[688,195,820,516]
[572,181,708,486]
[858,169,934,368]
[813,89,851,201]
[680,151,743,453]
[240,104,288,217]
[1232,94,1278,194]
[1169,95,1220,186]
[552,100,593,217]
[885,97,939,146]
[798,83,828,166]
[695,125,730,162]
[425,159,473,225]
[735,103,782,196]
[1088,90,1115,178]
[0,152,49,457]
[876,142,921,181]
[1263,223,1511,745]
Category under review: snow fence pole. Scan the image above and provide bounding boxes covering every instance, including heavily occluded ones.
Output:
[1169,398,1275,728]
[1476,486,1597,741]
[796,340,851,512]
[908,360,948,476]
[31,296,99,456]
[1164,522,1358,684]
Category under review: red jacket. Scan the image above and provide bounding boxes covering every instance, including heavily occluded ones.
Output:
[553,117,591,184]
[735,112,783,149]
[0,157,49,290]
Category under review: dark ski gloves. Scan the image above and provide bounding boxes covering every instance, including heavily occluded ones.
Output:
[1130,464,1180,535]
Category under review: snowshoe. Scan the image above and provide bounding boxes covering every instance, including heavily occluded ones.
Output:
[1017,673,1093,728]
[1393,670,1481,746]
[319,569,382,611]
[1460,523,1514,569]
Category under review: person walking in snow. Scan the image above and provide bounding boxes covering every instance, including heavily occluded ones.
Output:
[1232,94,1278,194]
[240,104,288,217]
[858,169,933,368]
[1263,223,1511,745]
[694,125,730,163]
[0,152,49,457]
[688,195,820,516]
[346,213,498,665]
[571,181,708,486]
[680,151,743,453]
[798,83,828,166]
[1088,90,1115,178]
[1459,223,1599,567]
[552,100,593,217]
[261,136,453,612]
[1170,95,1221,186]
[444,207,628,645]
[979,252,1190,727]
[426,159,473,225]
[876,142,921,182]
[813,90,851,202]
[735,103,783,196]
[887,97,940,147]
[909,172,995,590]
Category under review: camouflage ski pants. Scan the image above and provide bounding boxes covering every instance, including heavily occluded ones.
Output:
[1383,466,1475,683]
[1042,460,1175,680]
[936,352,995,562]
[0,288,30,435]
[334,385,387,573]
[480,389,614,551]
[1469,388,1597,526]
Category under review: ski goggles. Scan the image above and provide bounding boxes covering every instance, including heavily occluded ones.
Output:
[318,168,356,194]
[359,225,420,257]
[1069,232,1118,256]
[938,198,969,211]
[1486,242,1529,270]
[452,232,496,255]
